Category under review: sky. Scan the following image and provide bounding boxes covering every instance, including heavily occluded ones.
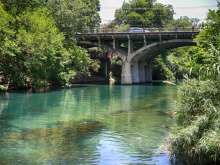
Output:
[100,0,218,24]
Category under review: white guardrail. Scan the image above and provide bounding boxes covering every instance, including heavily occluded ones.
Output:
[93,27,200,33]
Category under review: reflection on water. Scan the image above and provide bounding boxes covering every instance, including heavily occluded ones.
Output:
[0,85,176,165]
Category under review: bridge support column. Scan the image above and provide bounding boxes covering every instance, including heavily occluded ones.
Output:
[139,62,146,83]
[121,61,132,85]
[131,62,139,84]
[145,62,152,82]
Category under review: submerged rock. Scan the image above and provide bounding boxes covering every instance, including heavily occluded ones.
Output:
[76,120,104,135]
[110,110,129,116]
[3,119,104,144]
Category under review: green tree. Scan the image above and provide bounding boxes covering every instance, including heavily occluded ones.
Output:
[0,2,17,85]
[114,0,174,27]
[0,5,94,89]
[47,0,101,44]
[165,16,198,30]
[0,0,47,15]
[159,46,210,80]
[0,1,101,90]
[0,2,14,35]
[196,3,220,48]
[16,8,68,87]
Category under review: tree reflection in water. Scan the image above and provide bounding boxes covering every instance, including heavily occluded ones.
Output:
[0,85,176,165]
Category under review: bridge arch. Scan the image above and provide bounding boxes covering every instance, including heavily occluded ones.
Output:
[129,39,197,63]
[122,39,197,84]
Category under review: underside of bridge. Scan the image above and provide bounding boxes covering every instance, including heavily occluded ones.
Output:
[76,31,198,84]
[121,39,197,84]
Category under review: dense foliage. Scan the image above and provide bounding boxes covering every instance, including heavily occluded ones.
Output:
[0,0,100,90]
[0,0,47,15]
[47,0,101,44]
[170,3,220,164]
[153,46,212,81]
[114,0,174,28]
[165,16,199,30]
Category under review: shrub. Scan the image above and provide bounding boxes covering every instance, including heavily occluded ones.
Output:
[171,80,220,164]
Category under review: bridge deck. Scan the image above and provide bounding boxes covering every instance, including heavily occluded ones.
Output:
[76,31,199,41]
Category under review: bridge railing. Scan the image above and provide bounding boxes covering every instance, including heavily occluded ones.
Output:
[93,27,200,33]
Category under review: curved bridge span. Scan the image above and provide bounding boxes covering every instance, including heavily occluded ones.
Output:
[76,30,199,84]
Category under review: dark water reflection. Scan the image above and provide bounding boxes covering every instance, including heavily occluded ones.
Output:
[0,85,176,165]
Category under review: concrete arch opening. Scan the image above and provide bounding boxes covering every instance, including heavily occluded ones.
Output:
[122,39,197,84]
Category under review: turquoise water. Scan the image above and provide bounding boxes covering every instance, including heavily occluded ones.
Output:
[0,85,176,165]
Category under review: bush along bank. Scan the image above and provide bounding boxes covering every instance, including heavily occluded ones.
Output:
[170,80,220,165]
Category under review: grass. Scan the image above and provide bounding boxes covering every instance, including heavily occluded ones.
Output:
[170,80,220,164]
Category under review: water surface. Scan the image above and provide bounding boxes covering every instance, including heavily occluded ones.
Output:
[0,85,176,165]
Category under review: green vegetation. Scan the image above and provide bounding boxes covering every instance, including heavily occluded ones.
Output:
[114,0,174,28]
[171,80,220,164]
[0,0,100,90]
[111,0,199,31]
[107,0,174,32]
[170,3,220,164]
[153,46,211,81]
[165,16,199,30]
[47,0,101,44]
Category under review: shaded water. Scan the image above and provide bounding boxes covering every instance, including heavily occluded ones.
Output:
[0,85,176,165]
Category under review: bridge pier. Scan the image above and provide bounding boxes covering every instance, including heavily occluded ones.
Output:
[131,62,140,83]
[145,62,152,82]
[121,61,132,84]
[139,62,146,83]
[121,60,153,84]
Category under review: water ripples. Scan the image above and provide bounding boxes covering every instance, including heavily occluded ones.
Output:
[0,85,176,165]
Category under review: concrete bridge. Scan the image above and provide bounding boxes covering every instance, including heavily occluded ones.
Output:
[76,29,199,84]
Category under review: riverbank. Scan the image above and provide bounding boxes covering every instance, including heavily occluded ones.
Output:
[170,80,220,165]
[0,79,177,93]
[0,76,105,93]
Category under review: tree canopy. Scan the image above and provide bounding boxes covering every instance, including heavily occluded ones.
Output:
[114,0,174,28]
[47,0,101,44]
[0,0,47,15]
[0,0,101,90]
